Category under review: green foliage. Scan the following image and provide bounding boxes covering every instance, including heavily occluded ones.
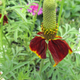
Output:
[0,0,80,80]
[63,0,80,18]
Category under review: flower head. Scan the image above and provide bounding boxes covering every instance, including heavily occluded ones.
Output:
[0,14,8,25]
[27,3,43,15]
[29,0,72,67]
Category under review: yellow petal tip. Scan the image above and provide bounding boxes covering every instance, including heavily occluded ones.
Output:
[69,50,72,54]
[53,63,57,67]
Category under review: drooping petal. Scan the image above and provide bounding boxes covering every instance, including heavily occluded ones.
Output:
[4,15,8,23]
[29,36,47,59]
[62,40,72,54]
[54,36,72,54]
[48,39,70,66]
[0,14,8,24]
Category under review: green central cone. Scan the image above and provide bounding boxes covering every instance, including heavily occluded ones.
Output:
[43,0,56,30]
[42,0,57,40]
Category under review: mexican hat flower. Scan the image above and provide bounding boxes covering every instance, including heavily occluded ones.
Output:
[29,0,72,67]
[0,14,8,25]
[27,3,43,15]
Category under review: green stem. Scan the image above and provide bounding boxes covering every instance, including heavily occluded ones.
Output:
[58,0,64,27]
[0,0,4,47]
[3,32,10,46]
[0,12,4,47]
[0,0,6,59]
[0,25,3,48]
[39,59,44,76]
[0,13,3,48]
[48,52,53,65]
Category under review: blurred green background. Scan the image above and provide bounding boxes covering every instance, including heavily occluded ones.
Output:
[0,0,80,80]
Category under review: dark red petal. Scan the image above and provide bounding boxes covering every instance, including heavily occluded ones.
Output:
[0,14,1,18]
[0,14,8,24]
[62,40,72,54]
[4,15,8,23]
[37,32,44,38]
[37,32,43,35]
[48,39,69,66]
[29,36,47,59]
[55,36,72,54]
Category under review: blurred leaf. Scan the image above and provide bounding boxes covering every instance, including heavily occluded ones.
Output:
[64,10,70,18]
[14,9,27,22]
[42,62,50,72]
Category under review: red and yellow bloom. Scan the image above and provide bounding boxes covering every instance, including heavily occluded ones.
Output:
[29,0,72,67]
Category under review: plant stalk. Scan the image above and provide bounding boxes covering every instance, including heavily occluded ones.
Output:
[58,0,64,27]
